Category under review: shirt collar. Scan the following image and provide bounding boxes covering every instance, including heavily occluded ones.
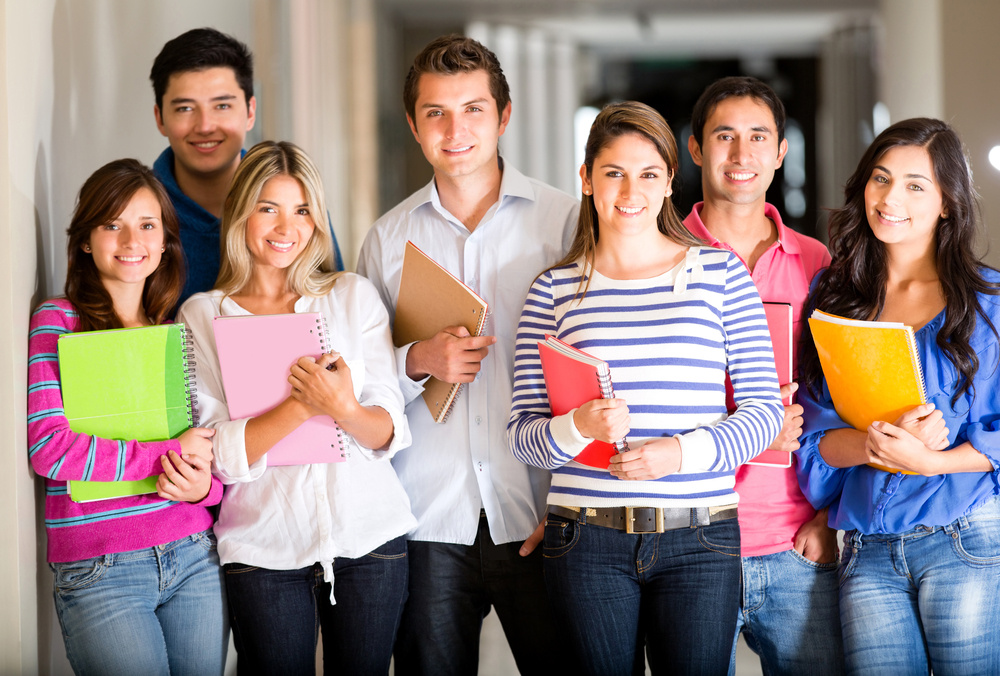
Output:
[685,201,800,255]
[408,157,536,220]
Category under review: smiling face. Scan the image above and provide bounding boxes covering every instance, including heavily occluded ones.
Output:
[689,95,787,209]
[87,187,165,291]
[406,70,511,183]
[245,174,316,272]
[864,144,946,252]
[581,132,672,238]
[154,66,256,184]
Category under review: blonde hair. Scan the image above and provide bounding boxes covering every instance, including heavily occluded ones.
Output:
[215,141,341,297]
[554,101,702,298]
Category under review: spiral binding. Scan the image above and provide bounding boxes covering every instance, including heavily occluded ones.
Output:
[316,315,334,354]
[905,328,928,402]
[597,369,630,453]
[179,324,200,428]
[434,384,463,423]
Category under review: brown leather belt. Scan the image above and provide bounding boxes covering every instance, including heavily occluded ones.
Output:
[548,504,738,534]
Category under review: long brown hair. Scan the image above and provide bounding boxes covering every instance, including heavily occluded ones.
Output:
[800,118,1000,405]
[65,159,184,331]
[554,100,702,298]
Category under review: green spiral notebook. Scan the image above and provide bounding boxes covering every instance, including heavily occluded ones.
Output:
[57,323,198,502]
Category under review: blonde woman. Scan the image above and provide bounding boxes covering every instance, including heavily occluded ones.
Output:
[177,141,415,675]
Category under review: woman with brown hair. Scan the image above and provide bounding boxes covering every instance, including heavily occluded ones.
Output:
[27,158,226,675]
[508,101,783,674]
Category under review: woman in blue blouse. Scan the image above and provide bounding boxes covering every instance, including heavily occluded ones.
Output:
[797,118,1000,675]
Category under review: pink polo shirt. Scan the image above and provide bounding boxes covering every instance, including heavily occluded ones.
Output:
[683,202,831,557]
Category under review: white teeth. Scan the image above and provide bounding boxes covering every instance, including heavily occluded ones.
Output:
[268,240,294,251]
[116,256,144,262]
[617,206,643,214]
[445,146,472,153]
[727,172,755,181]
[879,210,908,223]
[194,141,220,148]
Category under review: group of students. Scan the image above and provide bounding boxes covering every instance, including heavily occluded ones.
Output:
[24,25,1000,676]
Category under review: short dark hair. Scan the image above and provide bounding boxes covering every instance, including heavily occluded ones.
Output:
[149,28,253,111]
[690,76,786,148]
[403,35,510,121]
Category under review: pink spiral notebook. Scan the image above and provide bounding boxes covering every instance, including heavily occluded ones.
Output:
[213,312,346,465]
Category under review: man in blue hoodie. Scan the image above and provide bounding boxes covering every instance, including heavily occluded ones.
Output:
[150,28,342,306]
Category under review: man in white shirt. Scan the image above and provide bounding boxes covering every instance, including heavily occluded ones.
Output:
[357,34,578,676]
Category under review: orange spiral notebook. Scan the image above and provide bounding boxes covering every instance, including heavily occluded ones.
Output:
[537,335,629,469]
[808,309,926,474]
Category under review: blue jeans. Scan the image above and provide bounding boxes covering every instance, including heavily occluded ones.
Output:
[51,530,227,676]
[839,497,1000,676]
[543,511,742,676]
[728,548,844,676]
[224,535,407,676]
[394,515,556,676]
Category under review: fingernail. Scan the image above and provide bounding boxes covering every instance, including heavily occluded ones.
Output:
[872,421,882,430]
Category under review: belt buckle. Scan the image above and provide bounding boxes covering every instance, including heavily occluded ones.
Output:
[625,507,664,534]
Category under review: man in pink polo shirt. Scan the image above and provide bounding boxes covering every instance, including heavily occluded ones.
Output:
[684,77,844,675]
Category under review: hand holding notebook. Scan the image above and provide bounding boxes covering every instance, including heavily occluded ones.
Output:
[808,309,927,474]
[393,241,490,423]
[214,312,347,465]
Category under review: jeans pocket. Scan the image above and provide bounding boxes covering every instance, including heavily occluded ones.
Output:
[542,516,579,558]
[696,519,740,556]
[51,557,107,593]
[367,535,408,561]
[191,529,218,552]
[951,517,1000,567]
[224,563,261,575]
[788,547,838,571]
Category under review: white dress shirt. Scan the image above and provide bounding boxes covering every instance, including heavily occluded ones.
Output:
[177,274,417,601]
[357,162,579,546]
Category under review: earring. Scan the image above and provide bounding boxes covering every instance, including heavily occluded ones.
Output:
[84,245,91,253]
[583,190,591,195]
[161,246,165,252]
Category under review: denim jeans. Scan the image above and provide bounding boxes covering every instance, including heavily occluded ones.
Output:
[728,548,844,676]
[839,497,1000,676]
[394,515,556,676]
[543,511,742,676]
[224,535,407,676]
[51,530,227,676]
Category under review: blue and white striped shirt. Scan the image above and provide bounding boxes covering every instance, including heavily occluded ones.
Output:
[507,247,783,508]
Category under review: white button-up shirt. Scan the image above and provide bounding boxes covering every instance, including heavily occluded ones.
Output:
[357,162,578,545]
[177,276,417,600]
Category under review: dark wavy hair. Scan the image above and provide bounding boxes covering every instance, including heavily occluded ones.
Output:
[800,118,999,406]
[64,159,185,331]
[551,100,703,299]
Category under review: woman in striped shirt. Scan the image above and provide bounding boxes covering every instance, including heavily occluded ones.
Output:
[508,101,783,674]
[27,160,226,675]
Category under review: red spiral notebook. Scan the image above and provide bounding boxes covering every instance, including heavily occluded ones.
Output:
[213,312,346,465]
[537,335,629,469]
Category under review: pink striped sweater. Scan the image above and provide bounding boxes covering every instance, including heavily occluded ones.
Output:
[27,298,222,562]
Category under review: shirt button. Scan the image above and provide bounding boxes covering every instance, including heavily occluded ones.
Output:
[475,416,482,425]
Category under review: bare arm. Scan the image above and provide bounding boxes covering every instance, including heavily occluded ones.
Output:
[244,397,317,466]
[289,353,395,451]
